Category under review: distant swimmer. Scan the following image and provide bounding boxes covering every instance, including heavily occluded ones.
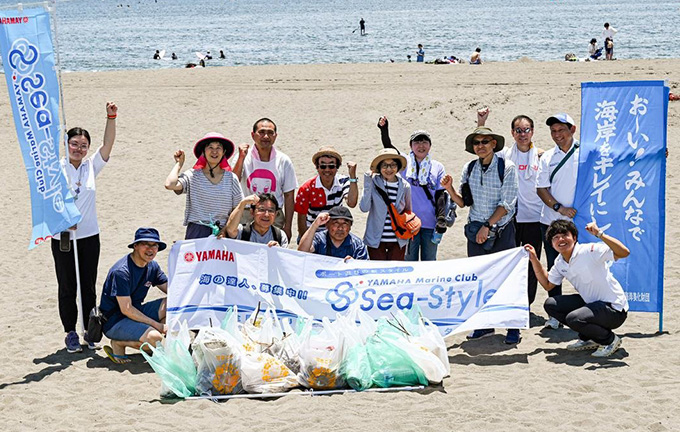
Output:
[219,50,226,59]
[153,49,160,60]
[205,51,213,60]
[171,52,177,60]
[199,58,206,68]
[360,18,366,36]
[416,44,424,62]
[470,47,482,64]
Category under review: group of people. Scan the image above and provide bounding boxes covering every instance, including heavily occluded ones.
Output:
[52,106,631,364]
[588,22,618,61]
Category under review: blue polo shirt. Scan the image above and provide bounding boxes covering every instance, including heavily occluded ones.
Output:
[99,254,168,332]
[312,231,369,260]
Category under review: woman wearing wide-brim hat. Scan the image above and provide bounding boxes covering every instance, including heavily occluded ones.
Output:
[165,132,244,239]
[359,148,412,260]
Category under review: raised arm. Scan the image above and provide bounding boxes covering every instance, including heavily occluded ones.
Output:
[298,212,329,253]
[346,161,358,208]
[232,143,249,180]
[164,150,186,193]
[525,244,557,291]
[377,116,399,153]
[585,222,630,260]
[219,195,259,239]
[100,102,117,161]
[440,174,464,207]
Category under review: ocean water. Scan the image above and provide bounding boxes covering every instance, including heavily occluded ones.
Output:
[1,0,680,71]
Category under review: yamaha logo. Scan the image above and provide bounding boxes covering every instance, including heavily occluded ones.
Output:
[184,252,195,262]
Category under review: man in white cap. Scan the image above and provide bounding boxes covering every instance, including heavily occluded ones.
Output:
[536,113,580,330]
[295,146,358,239]
[99,228,168,364]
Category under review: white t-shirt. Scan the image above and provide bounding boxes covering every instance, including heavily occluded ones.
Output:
[241,147,298,208]
[536,140,580,225]
[57,148,107,240]
[548,242,629,312]
[498,145,542,223]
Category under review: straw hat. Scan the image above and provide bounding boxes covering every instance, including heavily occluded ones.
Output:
[312,146,343,165]
[464,127,505,154]
[369,148,407,173]
[193,132,235,159]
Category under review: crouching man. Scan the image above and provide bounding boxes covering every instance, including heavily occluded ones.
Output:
[298,205,369,261]
[218,193,289,247]
[100,228,169,364]
[525,220,629,357]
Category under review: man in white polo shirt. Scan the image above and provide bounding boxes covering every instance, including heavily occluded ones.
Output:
[536,113,580,330]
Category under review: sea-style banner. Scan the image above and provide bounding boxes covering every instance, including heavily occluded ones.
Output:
[166,237,530,336]
[574,80,668,313]
[0,5,81,249]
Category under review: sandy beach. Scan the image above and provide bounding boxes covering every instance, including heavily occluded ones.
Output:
[0,59,678,431]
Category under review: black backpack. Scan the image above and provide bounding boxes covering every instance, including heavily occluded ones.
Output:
[240,223,284,244]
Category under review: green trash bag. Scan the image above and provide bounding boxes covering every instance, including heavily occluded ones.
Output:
[340,344,372,391]
[141,337,197,398]
[365,332,428,388]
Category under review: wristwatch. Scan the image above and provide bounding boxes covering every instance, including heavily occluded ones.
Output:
[483,221,491,228]
[349,178,358,183]
[552,202,562,211]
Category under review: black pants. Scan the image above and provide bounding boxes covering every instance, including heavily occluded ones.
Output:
[51,234,100,333]
[515,221,542,304]
[544,294,627,345]
[540,223,562,297]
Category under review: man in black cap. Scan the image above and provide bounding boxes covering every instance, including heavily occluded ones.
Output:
[298,206,369,260]
[99,228,169,364]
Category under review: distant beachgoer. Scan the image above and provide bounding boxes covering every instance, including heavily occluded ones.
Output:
[219,50,226,59]
[407,54,412,62]
[470,47,482,64]
[164,133,243,239]
[171,52,177,60]
[199,58,206,68]
[602,23,617,60]
[185,62,196,68]
[53,102,118,353]
[205,51,213,60]
[360,18,366,36]
[588,39,603,60]
[153,50,160,60]
[416,44,425,62]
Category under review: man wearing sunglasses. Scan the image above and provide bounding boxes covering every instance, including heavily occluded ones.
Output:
[441,126,521,344]
[478,108,546,316]
[295,146,358,239]
[219,193,288,247]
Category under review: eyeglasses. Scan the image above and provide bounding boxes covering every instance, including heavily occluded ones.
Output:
[514,127,533,134]
[380,163,399,169]
[255,207,276,214]
[472,139,493,146]
[68,142,89,150]
[256,130,276,137]
[317,164,337,170]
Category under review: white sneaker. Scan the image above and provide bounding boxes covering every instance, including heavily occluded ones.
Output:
[566,339,600,351]
[592,335,622,358]
[544,317,562,329]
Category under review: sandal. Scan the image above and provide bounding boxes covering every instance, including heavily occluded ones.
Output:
[103,345,131,364]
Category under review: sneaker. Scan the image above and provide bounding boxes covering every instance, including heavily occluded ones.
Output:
[504,329,521,345]
[566,339,600,351]
[83,331,100,350]
[466,329,495,340]
[431,232,443,245]
[544,316,562,329]
[65,331,82,353]
[592,335,622,358]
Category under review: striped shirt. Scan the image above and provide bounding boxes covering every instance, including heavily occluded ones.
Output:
[178,169,243,227]
[381,181,399,242]
[295,175,351,227]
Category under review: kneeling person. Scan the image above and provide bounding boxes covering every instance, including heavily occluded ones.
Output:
[219,193,288,247]
[525,220,629,358]
[100,228,169,364]
[298,206,369,260]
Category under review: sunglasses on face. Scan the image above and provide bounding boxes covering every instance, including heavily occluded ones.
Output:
[472,139,493,146]
[317,164,338,170]
[514,127,533,134]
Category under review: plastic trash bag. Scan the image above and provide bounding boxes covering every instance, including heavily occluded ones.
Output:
[297,318,346,390]
[191,327,243,396]
[141,320,197,398]
[365,327,428,388]
[341,343,372,391]
[240,351,298,393]
[242,306,284,354]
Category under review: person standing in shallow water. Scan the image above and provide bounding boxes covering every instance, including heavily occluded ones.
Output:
[359,18,366,36]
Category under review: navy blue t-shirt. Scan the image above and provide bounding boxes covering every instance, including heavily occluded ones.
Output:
[312,231,369,260]
[100,254,168,332]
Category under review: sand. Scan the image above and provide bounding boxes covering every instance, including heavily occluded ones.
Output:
[0,59,678,431]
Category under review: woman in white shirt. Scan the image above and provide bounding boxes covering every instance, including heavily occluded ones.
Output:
[52,102,117,353]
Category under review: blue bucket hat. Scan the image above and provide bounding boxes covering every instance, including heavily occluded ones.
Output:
[128,227,167,251]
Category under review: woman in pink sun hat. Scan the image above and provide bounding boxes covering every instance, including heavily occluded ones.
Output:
[165,132,243,239]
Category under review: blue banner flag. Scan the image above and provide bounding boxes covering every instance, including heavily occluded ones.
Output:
[574,81,668,314]
[0,6,81,249]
